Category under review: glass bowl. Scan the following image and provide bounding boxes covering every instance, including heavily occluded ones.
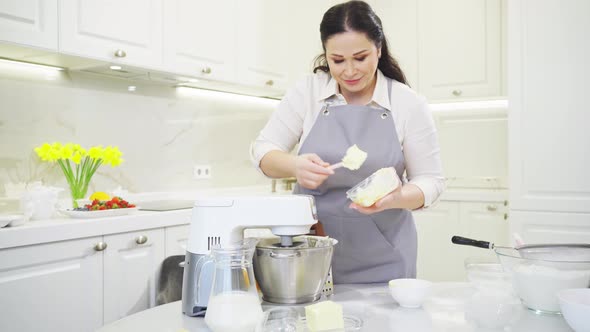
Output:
[495,247,590,314]
[464,256,512,290]
[388,278,433,308]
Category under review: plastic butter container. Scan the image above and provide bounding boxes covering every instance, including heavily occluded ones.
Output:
[255,307,362,332]
[346,167,400,207]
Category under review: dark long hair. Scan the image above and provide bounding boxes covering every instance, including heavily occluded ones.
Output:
[313,0,407,85]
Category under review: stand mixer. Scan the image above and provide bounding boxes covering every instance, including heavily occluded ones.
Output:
[181,195,318,316]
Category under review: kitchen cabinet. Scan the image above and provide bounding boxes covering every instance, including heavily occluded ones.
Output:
[0,228,166,331]
[162,0,236,82]
[285,0,335,86]
[508,0,590,243]
[0,0,58,50]
[433,107,508,189]
[235,0,289,93]
[165,224,190,257]
[0,237,103,332]
[58,0,163,68]
[416,0,502,101]
[414,199,509,281]
[414,201,461,282]
[103,229,165,324]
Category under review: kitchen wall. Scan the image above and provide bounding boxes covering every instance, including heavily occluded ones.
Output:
[0,63,276,196]
[0,62,509,199]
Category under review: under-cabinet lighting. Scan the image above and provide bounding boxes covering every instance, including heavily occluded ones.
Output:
[429,99,508,111]
[176,86,280,108]
[0,58,64,72]
[127,85,136,92]
[110,65,122,71]
[188,78,200,83]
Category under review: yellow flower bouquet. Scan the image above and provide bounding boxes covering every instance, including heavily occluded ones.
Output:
[34,142,124,208]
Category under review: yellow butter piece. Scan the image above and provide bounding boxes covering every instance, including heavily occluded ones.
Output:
[305,300,344,331]
[353,167,399,207]
[341,144,367,170]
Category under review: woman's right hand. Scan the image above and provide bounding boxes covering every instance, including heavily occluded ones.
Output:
[295,153,334,189]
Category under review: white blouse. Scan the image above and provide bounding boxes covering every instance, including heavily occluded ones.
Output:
[250,70,445,208]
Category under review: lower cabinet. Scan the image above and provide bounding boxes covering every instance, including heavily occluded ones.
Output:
[0,228,166,332]
[103,229,165,324]
[414,199,509,281]
[165,224,190,257]
[0,236,104,332]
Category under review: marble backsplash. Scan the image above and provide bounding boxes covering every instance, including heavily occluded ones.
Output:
[0,65,278,197]
[0,61,509,203]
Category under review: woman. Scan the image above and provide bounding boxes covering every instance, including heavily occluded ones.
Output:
[250,1,444,283]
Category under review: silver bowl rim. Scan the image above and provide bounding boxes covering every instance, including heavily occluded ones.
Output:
[255,235,338,250]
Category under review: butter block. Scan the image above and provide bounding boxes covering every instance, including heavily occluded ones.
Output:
[341,144,367,170]
[305,300,344,331]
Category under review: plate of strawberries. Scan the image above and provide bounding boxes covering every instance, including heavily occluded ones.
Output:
[60,196,139,219]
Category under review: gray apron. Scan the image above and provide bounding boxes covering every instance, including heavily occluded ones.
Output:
[294,80,417,284]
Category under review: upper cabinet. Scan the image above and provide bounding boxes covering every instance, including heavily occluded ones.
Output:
[286,0,338,86]
[58,0,163,68]
[0,1,505,101]
[417,0,502,101]
[235,0,289,93]
[0,0,58,50]
[162,0,236,82]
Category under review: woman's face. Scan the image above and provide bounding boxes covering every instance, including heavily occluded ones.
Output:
[325,30,381,100]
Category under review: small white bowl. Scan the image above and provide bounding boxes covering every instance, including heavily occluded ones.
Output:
[558,288,590,332]
[388,278,433,308]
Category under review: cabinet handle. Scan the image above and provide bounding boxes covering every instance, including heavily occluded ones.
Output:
[504,213,508,220]
[265,80,274,86]
[452,89,462,96]
[94,242,108,251]
[114,49,127,58]
[486,205,498,212]
[135,235,148,245]
[201,67,212,74]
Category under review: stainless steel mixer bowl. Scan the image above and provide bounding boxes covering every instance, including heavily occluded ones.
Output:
[253,235,337,304]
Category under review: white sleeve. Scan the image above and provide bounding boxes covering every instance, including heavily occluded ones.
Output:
[250,80,307,175]
[403,97,446,208]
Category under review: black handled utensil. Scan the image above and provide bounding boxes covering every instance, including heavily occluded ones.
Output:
[451,235,496,249]
[451,235,590,261]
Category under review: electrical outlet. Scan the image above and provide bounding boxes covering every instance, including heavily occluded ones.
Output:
[193,165,211,179]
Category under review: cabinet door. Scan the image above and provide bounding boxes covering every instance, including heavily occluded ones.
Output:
[459,201,509,245]
[457,201,509,264]
[0,0,57,50]
[0,237,103,332]
[508,0,590,214]
[165,224,190,257]
[417,0,501,100]
[235,0,289,92]
[162,0,236,82]
[103,229,165,324]
[413,201,461,281]
[59,0,162,68]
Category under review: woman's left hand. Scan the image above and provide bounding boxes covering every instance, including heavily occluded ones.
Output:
[349,185,403,215]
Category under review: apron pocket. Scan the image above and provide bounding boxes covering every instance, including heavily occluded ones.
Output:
[336,215,398,273]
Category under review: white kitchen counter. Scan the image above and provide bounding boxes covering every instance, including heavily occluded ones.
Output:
[0,185,507,250]
[0,185,281,249]
[97,283,573,332]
